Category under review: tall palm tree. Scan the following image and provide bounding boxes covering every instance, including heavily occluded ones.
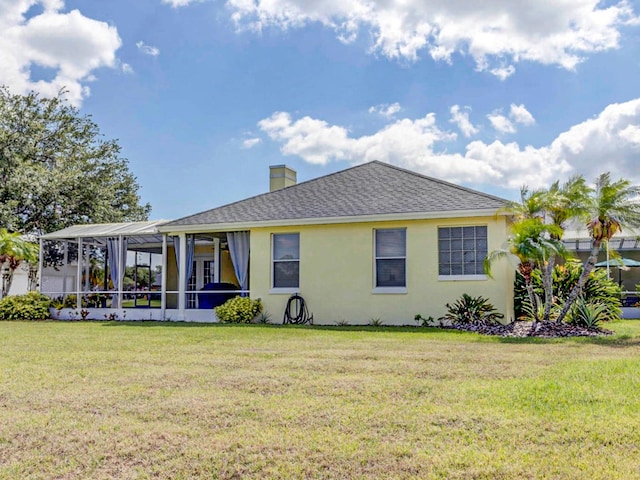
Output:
[0,229,39,298]
[501,184,577,321]
[540,175,590,321]
[557,173,640,323]
[484,219,566,327]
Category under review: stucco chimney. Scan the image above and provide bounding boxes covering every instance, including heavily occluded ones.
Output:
[269,165,297,192]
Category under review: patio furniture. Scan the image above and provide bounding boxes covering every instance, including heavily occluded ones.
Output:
[197,282,239,309]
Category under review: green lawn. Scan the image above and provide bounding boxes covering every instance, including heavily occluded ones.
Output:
[1,321,640,479]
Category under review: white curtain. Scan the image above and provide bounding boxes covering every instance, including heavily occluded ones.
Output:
[107,237,128,290]
[173,235,195,285]
[227,231,250,295]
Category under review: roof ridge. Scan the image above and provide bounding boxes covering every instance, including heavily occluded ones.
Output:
[168,162,379,225]
[370,160,508,203]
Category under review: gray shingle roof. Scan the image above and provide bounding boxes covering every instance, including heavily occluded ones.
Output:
[164,161,507,227]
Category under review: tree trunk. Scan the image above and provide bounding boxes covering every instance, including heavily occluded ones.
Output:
[543,255,556,321]
[525,280,540,328]
[1,266,14,298]
[557,240,601,323]
[28,263,39,292]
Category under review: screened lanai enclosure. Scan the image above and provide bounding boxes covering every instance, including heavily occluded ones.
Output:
[39,221,250,321]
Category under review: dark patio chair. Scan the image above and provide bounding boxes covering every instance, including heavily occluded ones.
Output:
[198,282,239,309]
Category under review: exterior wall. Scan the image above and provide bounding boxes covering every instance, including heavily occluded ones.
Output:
[220,249,239,285]
[5,264,30,296]
[249,216,514,325]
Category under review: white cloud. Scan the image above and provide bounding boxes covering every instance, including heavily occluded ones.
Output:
[162,0,203,7]
[136,41,160,57]
[487,112,516,134]
[256,98,640,190]
[488,65,516,80]
[121,63,134,74]
[226,0,638,75]
[449,105,478,138]
[548,98,640,181]
[369,102,401,118]
[510,104,535,126]
[0,1,121,105]
[242,137,262,149]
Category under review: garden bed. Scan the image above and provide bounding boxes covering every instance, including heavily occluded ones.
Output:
[447,320,614,338]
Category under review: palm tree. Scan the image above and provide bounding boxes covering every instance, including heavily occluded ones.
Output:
[0,229,39,298]
[501,184,577,321]
[556,173,640,323]
[502,186,546,221]
[540,175,590,321]
[484,219,566,327]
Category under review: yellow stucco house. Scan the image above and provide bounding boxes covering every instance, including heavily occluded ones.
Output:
[40,161,515,324]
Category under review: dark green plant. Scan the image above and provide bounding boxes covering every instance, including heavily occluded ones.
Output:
[256,311,272,324]
[368,318,384,327]
[566,297,609,329]
[514,260,621,321]
[0,292,51,321]
[441,294,504,326]
[215,296,263,324]
[414,314,436,327]
[520,294,560,322]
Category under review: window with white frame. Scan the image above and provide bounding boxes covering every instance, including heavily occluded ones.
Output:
[438,226,487,276]
[375,228,406,288]
[272,233,300,289]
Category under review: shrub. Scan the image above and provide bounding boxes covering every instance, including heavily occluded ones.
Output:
[514,260,622,320]
[0,292,52,321]
[520,294,560,322]
[441,294,504,326]
[214,296,263,323]
[52,294,86,309]
[566,297,609,329]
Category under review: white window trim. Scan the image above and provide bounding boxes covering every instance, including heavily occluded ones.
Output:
[372,286,408,294]
[269,287,300,295]
[271,233,300,290]
[438,275,488,282]
[373,228,407,290]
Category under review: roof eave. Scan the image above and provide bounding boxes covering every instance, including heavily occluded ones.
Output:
[158,208,505,234]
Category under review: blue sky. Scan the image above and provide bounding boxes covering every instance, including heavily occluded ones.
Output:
[2,0,640,220]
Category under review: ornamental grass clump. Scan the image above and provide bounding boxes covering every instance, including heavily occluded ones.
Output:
[214,296,263,323]
[0,292,52,321]
[566,297,609,329]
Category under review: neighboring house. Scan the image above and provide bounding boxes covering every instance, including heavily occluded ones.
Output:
[40,161,515,324]
[7,263,77,298]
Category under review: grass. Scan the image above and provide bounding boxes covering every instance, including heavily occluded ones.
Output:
[1,321,640,479]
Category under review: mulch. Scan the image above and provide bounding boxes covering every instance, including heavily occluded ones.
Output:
[446,321,614,338]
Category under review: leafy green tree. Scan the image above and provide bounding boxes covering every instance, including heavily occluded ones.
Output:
[0,229,39,297]
[557,173,640,323]
[123,266,155,289]
[0,87,150,245]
